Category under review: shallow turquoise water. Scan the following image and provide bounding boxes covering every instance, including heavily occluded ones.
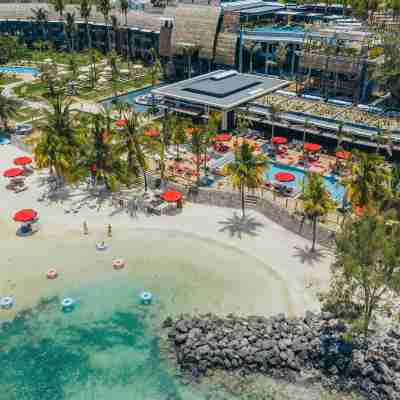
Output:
[0,227,292,400]
[0,278,236,400]
[266,162,345,204]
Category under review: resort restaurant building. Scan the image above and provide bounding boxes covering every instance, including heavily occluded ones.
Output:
[152,70,289,130]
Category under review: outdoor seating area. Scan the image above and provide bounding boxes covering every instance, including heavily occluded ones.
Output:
[2,156,34,193]
[112,189,184,217]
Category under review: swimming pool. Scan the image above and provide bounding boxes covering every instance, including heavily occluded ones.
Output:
[266,162,345,204]
[0,66,39,76]
[0,135,10,145]
[101,86,155,113]
[249,25,305,34]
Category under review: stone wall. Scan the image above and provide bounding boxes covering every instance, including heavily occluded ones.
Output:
[163,313,400,400]
[175,185,336,249]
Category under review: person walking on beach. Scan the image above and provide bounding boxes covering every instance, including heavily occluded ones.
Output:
[107,224,112,237]
[83,221,88,235]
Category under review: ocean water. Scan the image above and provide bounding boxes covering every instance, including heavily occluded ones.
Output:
[0,228,291,400]
[0,279,234,400]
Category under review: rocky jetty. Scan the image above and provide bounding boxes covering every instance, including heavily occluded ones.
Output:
[163,312,400,400]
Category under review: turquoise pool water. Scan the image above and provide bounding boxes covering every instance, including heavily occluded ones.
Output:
[0,135,10,145]
[0,66,39,76]
[266,162,345,204]
[249,26,305,33]
[101,86,154,113]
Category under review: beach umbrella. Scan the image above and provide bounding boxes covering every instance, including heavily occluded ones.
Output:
[14,156,32,166]
[115,119,128,127]
[161,191,182,202]
[144,128,160,137]
[13,209,38,222]
[336,151,351,160]
[274,172,295,182]
[3,167,23,177]
[214,133,232,142]
[304,143,321,152]
[272,136,287,145]
[191,154,211,162]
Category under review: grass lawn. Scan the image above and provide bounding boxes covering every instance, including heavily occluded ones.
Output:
[14,107,43,123]
[22,50,94,66]
[14,81,49,101]
[71,77,151,101]
[0,75,21,87]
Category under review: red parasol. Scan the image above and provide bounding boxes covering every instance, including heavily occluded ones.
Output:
[3,167,24,178]
[272,136,288,145]
[161,191,182,202]
[115,119,128,127]
[13,209,38,222]
[14,156,32,166]
[191,154,211,162]
[144,128,160,137]
[214,133,232,142]
[336,151,351,160]
[304,143,321,152]
[274,172,296,182]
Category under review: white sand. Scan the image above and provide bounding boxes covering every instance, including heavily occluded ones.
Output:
[0,143,333,319]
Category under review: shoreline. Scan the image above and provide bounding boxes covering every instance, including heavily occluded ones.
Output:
[1,143,332,321]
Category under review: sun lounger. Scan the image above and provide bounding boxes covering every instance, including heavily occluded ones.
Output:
[14,185,28,193]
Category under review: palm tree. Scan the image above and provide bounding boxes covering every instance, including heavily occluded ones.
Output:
[122,109,149,190]
[268,103,281,141]
[111,15,120,53]
[344,151,391,214]
[235,107,253,136]
[180,43,199,79]
[171,117,187,162]
[302,173,336,252]
[119,0,129,25]
[65,12,76,52]
[88,113,125,191]
[52,0,65,22]
[39,62,59,97]
[244,41,261,74]
[80,0,92,49]
[88,49,101,88]
[0,94,21,130]
[336,121,344,151]
[190,126,205,186]
[302,117,311,150]
[275,44,288,76]
[147,48,163,86]
[97,0,112,52]
[202,111,221,171]
[34,94,78,185]
[158,108,173,183]
[223,141,268,217]
[67,55,79,82]
[31,7,48,41]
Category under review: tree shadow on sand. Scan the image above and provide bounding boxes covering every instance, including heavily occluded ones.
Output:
[293,245,326,266]
[218,212,264,239]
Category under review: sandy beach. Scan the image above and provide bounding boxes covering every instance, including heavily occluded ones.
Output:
[0,142,333,320]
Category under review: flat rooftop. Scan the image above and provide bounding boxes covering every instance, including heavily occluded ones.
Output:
[152,71,289,110]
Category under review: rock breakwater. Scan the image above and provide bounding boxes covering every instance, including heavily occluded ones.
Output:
[163,312,400,400]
